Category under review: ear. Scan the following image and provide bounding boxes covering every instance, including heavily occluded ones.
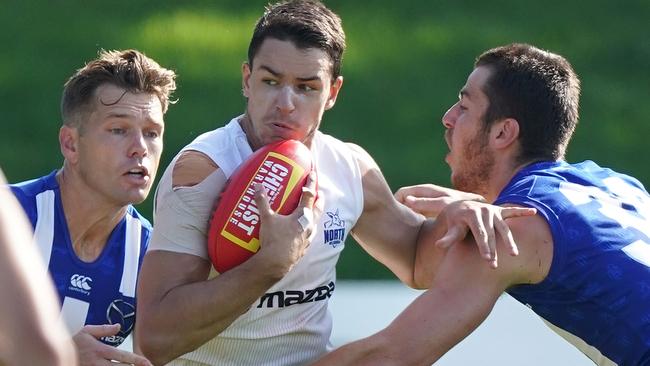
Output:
[242,62,252,98]
[59,125,80,164]
[324,76,344,110]
[491,117,520,150]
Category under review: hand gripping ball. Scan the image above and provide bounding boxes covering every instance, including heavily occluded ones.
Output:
[207,140,315,273]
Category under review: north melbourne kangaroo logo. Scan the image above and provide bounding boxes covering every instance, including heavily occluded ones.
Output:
[324,209,345,248]
[70,274,92,292]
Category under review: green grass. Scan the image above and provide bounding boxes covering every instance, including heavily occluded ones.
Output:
[1,0,648,278]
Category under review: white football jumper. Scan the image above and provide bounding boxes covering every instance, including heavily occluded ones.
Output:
[150,117,364,365]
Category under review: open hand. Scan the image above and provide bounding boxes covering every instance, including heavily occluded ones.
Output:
[437,201,536,268]
[396,183,486,218]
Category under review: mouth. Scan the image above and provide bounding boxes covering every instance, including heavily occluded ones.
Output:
[124,166,150,181]
[270,121,293,130]
[268,121,298,139]
[444,131,452,150]
[443,131,452,164]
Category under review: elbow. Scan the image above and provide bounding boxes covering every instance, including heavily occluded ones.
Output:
[138,341,171,366]
[395,266,417,289]
[412,262,433,290]
[400,272,420,289]
[136,322,175,366]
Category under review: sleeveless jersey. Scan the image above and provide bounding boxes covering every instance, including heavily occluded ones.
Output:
[10,171,151,347]
[157,117,364,365]
[495,160,650,366]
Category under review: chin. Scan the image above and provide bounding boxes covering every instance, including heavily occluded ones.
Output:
[124,191,149,205]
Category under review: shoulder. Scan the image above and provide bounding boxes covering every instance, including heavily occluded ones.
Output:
[9,172,57,223]
[499,206,554,285]
[9,171,57,199]
[344,142,379,173]
[126,206,153,230]
[438,207,553,289]
[172,150,220,188]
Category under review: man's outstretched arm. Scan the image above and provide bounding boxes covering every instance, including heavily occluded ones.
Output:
[312,211,552,365]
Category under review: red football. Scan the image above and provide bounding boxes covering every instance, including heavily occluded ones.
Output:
[207,140,315,273]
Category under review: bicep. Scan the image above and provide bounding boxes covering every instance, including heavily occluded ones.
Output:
[137,250,211,307]
[139,152,226,306]
[347,144,423,281]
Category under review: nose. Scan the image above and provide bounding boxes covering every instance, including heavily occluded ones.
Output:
[276,86,296,115]
[128,131,148,158]
[442,103,458,129]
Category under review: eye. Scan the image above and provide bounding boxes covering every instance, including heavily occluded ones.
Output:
[144,130,160,138]
[263,79,278,86]
[459,104,468,112]
[110,128,126,135]
[297,84,316,92]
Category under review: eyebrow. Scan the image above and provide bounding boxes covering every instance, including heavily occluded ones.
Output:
[105,112,132,119]
[105,112,163,125]
[459,88,472,100]
[259,65,321,82]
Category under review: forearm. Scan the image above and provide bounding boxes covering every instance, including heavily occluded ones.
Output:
[317,244,504,365]
[137,255,283,365]
[351,200,425,287]
[312,333,402,366]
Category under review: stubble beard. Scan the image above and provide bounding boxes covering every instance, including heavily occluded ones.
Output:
[451,130,494,196]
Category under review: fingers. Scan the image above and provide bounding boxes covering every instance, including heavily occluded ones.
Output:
[99,347,153,366]
[81,323,121,338]
[402,196,449,217]
[465,209,496,267]
[253,183,272,218]
[75,325,153,366]
[395,184,443,203]
[495,217,518,256]
[294,173,318,238]
[501,206,537,218]
[484,208,498,267]
[499,207,535,256]
[297,172,317,211]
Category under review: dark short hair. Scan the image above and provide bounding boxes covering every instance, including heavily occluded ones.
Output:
[61,49,177,127]
[248,0,346,79]
[475,43,581,163]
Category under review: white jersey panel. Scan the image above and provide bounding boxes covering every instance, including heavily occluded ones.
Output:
[169,118,364,365]
[33,190,55,266]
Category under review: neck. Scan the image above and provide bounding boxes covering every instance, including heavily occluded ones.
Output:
[483,159,536,203]
[56,168,127,262]
[239,114,262,151]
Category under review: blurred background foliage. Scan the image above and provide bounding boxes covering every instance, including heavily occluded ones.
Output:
[1,0,648,278]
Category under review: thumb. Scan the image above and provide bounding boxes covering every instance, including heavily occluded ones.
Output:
[82,323,121,338]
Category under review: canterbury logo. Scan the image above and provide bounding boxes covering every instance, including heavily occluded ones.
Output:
[70,274,92,291]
